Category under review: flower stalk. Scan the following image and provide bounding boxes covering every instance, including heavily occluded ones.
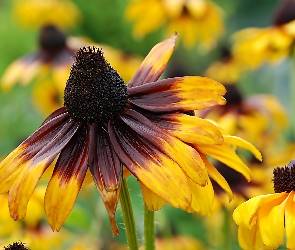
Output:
[144,205,155,250]
[120,178,139,250]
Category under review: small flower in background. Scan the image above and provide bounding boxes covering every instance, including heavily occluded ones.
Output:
[1,24,143,116]
[125,0,224,49]
[233,159,295,249]
[155,235,205,250]
[196,84,289,150]
[231,0,295,70]
[205,46,244,85]
[12,0,81,30]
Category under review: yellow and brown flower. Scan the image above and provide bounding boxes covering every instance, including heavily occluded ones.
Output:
[0,35,256,237]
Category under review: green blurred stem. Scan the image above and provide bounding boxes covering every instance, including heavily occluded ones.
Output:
[223,207,232,250]
[144,206,155,250]
[120,178,139,250]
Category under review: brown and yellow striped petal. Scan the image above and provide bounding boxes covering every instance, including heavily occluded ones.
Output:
[141,183,165,211]
[196,142,251,181]
[0,110,70,193]
[45,126,89,232]
[108,119,192,211]
[128,76,226,113]
[128,34,178,88]
[88,124,122,236]
[150,113,223,145]
[120,109,208,186]
[8,120,80,221]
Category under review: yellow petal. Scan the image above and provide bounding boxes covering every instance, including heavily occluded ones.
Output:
[197,142,251,181]
[141,182,165,211]
[155,113,223,145]
[45,174,82,232]
[233,193,287,228]
[258,195,286,248]
[223,135,262,161]
[1,60,26,91]
[284,191,295,249]
[201,154,233,201]
[187,177,214,216]
[238,224,266,250]
[8,157,51,220]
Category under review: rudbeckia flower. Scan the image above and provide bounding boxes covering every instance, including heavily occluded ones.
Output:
[12,0,81,29]
[231,0,295,70]
[233,159,295,249]
[205,47,244,84]
[196,84,288,149]
[0,34,255,237]
[125,0,224,49]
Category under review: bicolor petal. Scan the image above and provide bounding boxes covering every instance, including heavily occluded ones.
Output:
[88,124,122,236]
[8,119,80,221]
[128,34,177,87]
[45,125,89,232]
[120,109,208,186]
[128,76,226,113]
[108,117,193,211]
[149,113,223,145]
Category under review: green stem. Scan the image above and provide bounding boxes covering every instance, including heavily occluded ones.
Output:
[144,205,155,250]
[120,178,139,250]
[223,207,232,250]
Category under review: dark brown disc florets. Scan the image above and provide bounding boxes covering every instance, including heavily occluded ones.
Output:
[4,241,30,250]
[273,0,295,26]
[64,47,128,124]
[273,159,295,193]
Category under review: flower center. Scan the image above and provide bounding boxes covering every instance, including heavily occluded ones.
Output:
[273,159,295,193]
[64,47,128,124]
[39,25,67,53]
[273,0,295,26]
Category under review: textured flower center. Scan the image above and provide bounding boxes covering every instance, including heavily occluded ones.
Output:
[273,159,295,193]
[64,47,128,124]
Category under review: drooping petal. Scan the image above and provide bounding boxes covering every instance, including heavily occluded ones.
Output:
[40,106,68,126]
[187,177,214,216]
[120,109,208,186]
[128,34,178,88]
[0,111,70,194]
[108,119,192,211]
[8,119,80,221]
[197,142,252,181]
[233,193,287,228]
[285,191,295,249]
[88,124,122,236]
[223,135,262,161]
[257,195,286,248]
[128,76,226,112]
[200,154,233,201]
[45,125,89,232]
[141,183,165,211]
[148,113,223,145]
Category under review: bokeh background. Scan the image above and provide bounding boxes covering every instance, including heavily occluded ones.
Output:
[0,0,294,249]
